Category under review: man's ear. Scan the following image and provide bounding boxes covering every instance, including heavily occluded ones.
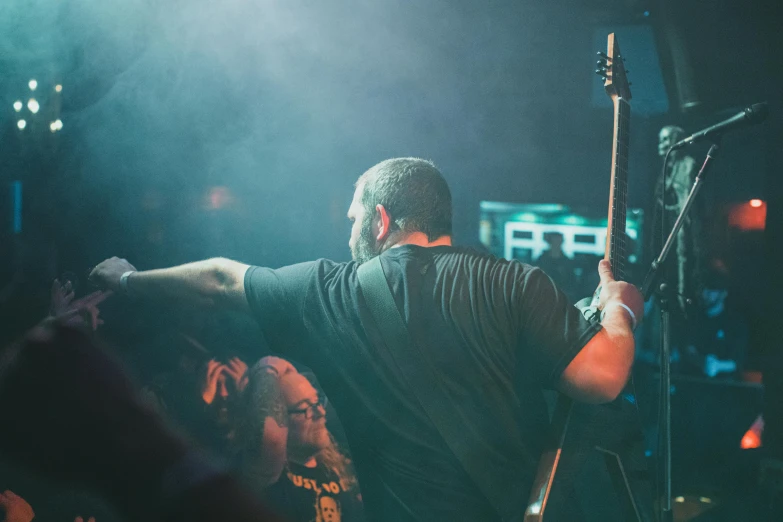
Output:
[375,204,392,242]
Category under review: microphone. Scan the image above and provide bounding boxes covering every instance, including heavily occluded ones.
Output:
[671,102,769,150]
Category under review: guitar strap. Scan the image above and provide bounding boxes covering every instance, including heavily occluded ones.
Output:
[357,256,519,522]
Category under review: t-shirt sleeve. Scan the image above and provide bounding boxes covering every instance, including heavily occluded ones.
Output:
[243,262,319,352]
[513,266,602,386]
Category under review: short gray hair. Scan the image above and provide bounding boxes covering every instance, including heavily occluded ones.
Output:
[356,158,452,241]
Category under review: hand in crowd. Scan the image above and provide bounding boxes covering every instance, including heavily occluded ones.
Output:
[50,278,76,316]
[0,490,34,522]
[74,516,96,522]
[223,357,249,393]
[88,257,137,293]
[49,279,112,331]
[202,358,249,404]
[595,259,644,328]
[202,359,226,405]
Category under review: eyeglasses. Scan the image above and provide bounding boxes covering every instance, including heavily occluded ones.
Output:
[287,396,328,419]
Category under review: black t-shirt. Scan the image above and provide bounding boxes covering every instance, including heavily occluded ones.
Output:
[244,245,601,522]
[263,461,364,522]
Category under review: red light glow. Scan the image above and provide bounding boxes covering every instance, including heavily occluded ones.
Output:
[206,186,233,210]
[740,415,764,450]
[729,201,766,231]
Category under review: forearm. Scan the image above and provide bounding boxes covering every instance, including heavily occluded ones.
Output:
[126,258,248,309]
[594,301,636,387]
[560,302,635,403]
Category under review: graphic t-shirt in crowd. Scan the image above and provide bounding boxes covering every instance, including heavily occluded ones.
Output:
[244,245,602,522]
[263,461,364,522]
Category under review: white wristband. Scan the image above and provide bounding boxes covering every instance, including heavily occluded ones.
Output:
[119,271,135,295]
[600,303,638,330]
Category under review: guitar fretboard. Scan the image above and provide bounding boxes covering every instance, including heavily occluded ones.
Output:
[607,96,630,281]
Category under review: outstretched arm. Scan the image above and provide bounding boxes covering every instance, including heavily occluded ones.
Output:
[89,257,250,312]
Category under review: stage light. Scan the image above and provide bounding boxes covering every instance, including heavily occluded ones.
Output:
[55,84,62,93]
[17,119,27,130]
[750,199,763,208]
[13,100,23,112]
[50,119,63,132]
[206,186,233,209]
[27,99,40,114]
[674,497,685,503]
[29,79,37,91]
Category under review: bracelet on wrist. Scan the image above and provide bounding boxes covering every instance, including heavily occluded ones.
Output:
[600,302,638,330]
[119,271,135,296]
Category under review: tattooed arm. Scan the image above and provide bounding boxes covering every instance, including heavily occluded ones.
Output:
[237,357,295,489]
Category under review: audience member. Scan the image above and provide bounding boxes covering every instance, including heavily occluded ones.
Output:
[0,322,284,522]
[237,356,364,522]
[534,232,577,302]
[140,332,249,460]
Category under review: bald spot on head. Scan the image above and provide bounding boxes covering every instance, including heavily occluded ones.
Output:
[279,372,318,409]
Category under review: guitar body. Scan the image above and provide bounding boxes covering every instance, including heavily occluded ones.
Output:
[524,34,652,522]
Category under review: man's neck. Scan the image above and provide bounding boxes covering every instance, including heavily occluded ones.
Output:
[389,232,452,249]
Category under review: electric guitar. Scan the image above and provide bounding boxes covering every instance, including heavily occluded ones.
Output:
[524,33,644,522]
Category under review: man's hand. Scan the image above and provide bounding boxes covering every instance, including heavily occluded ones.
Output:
[0,490,35,522]
[595,260,644,329]
[201,359,226,405]
[559,260,643,403]
[88,257,136,293]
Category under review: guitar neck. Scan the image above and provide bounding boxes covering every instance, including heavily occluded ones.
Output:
[605,96,630,281]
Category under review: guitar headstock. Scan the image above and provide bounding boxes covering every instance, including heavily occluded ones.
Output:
[595,33,632,101]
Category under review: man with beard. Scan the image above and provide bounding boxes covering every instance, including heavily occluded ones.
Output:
[89,157,643,522]
[236,356,362,522]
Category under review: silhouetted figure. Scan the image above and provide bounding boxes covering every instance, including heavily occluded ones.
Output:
[535,232,577,302]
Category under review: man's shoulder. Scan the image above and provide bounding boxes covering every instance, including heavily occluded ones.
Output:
[248,259,352,279]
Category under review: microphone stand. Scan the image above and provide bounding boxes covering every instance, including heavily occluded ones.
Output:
[640,142,721,522]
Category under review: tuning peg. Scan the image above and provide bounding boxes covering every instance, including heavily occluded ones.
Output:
[595,69,606,76]
[597,51,609,59]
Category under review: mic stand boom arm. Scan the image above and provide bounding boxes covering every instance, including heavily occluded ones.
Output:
[639,142,720,522]
[641,142,719,298]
